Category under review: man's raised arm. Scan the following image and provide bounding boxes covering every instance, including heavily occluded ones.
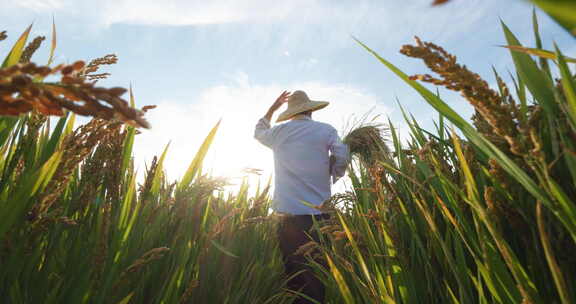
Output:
[254,91,291,148]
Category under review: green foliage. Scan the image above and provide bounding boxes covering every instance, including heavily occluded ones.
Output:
[0,112,288,303]
[530,0,576,36]
[0,26,290,304]
[1,24,32,68]
[313,11,576,304]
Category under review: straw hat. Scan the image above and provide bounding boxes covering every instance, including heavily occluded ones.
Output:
[276,90,329,122]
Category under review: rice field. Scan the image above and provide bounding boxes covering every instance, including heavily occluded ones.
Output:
[1,2,575,303]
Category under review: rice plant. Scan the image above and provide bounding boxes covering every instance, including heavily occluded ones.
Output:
[313,11,576,304]
[0,25,291,304]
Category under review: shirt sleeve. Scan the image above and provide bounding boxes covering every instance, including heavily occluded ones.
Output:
[328,128,350,184]
[254,117,275,148]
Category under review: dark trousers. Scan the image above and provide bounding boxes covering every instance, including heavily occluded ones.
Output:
[277,213,330,304]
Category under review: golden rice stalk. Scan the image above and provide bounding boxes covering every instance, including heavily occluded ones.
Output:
[139,156,158,198]
[57,216,78,226]
[319,224,340,234]
[343,123,390,167]
[112,247,170,295]
[241,216,268,225]
[35,119,122,217]
[86,73,111,81]
[178,279,200,304]
[320,191,356,212]
[141,105,157,113]
[432,0,450,5]
[19,36,45,64]
[207,207,242,240]
[77,142,108,208]
[0,62,149,128]
[1,112,48,193]
[123,247,170,274]
[332,230,347,241]
[99,127,127,204]
[294,241,319,256]
[400,37,528,156]
[80,54,118,81]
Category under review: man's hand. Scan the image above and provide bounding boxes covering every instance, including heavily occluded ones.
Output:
[329,155,336,174]
[264,91,291,121]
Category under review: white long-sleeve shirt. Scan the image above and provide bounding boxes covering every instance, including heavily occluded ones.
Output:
[254,115,349,215]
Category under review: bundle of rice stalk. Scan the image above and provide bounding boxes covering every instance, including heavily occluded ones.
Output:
[343,121,390,168]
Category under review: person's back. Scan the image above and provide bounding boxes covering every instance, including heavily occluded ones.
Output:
[254,90,349,304]
[261,117,341,214]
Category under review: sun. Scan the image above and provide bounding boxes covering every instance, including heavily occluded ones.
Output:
[204,115,275,187]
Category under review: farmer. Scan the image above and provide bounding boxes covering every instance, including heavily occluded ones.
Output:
[254,90,349,303]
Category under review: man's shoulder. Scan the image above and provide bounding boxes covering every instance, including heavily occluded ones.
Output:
[312,120,337,132]
[282,119,336,132]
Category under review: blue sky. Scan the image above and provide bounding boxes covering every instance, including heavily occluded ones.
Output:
[1,0,574,187]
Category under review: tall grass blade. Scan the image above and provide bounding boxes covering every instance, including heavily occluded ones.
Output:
[555,44,576,130]
[1,24,33,68]
[501,21,556,116]
[121,126,135,174]
[530,0,576,37]
[500,45,576,63]
[325,254,355,304]
[536,202,574,304]
[40,114,68,163]
[178,120,221,191]
[47,18,57,66]
[210,240,239,258]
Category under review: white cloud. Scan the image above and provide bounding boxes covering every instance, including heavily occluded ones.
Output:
[8,0,65,11]
[132,73,391,188]
[1,0,505,45]
[2,0,321,26]
[101,0,319,26]
[298,58,319,70]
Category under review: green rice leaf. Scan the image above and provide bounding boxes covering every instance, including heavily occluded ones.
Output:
[121,126,135,174]
[0,151,62,239]
[0,117,20,148]
[116,293,134,304]
[178,120,221,191]
[530,0,576,37]
[211,240,238,258]
[121,180,141,244]
[536,203,574,304]
[451,130,478,201]
[121,87,137,174]
[31,150,62,194]
[63,113,76,137]
[40,114,68,163]
[500,45,576,63]
[547,179,576,233]
[502,21,557,117]
[533,9,544,50]
[1,24,33,68]
[325,254,355,304]
[119,171,137,231]
[555,44,576,130]
[150,142,170,195]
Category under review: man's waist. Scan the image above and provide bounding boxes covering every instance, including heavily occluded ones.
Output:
[275,212,331,221]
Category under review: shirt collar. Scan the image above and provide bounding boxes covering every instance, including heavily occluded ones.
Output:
[291,114,312,121]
